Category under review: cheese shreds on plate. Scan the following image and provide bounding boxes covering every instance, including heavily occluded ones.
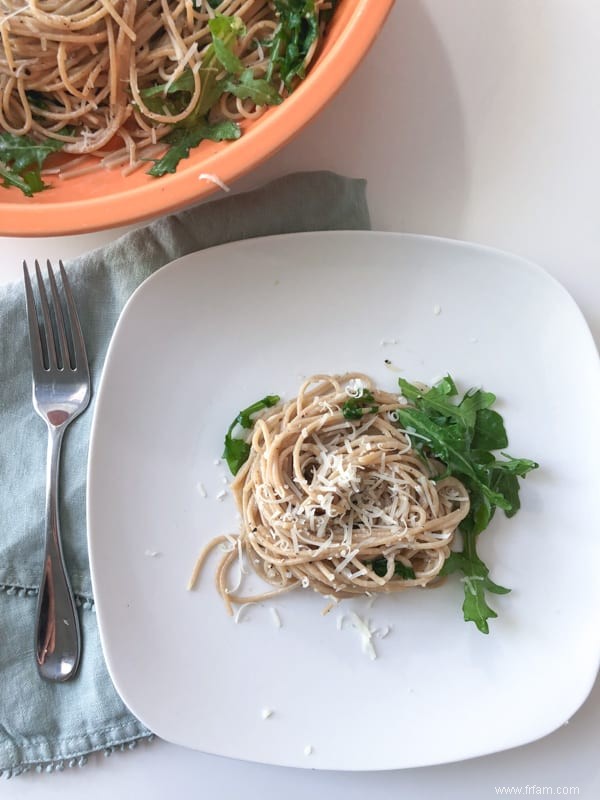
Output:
[348,612,377,660]
[270,607,282,628]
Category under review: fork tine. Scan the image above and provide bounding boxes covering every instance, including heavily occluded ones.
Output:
[58,261,88,372]
[34,259,58,369]
[23,262,46,373]
[46,260,71,370]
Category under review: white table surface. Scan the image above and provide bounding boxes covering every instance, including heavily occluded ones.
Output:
[3,1,600,796]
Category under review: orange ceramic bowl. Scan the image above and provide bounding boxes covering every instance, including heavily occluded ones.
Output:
[0,0,394,237]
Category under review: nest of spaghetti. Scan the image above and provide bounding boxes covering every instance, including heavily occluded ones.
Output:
[193,374,470,614]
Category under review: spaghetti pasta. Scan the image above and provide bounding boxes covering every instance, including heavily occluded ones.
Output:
[190,374,471,614]
[0,0,333,178]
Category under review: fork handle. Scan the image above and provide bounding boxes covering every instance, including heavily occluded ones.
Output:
[35,424,81,682]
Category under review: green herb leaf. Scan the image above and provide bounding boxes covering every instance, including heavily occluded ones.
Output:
[224,70,283,106]
[212,36,245,74]
[223,394,280,475]
[237,395,281,429]
[440,536,510,634]
[432,374,458,396]
[370,557,416,580]
[139,69,199,116]
[494,454,540,476]
[471,408,508,451]
[0,131,64,172]
[266,0,321,90]
[342,390,379,421]
[396,406,511,510]
[25,90,48,110]
[396,375,538,633]
[147,119,240,177]
[0,131,66,197]
[208,14,246,41]
[0,161,35,196]
[22,170,45,194]
[223,438,251,477]
[399,377,495,442]
[140,12,246,131]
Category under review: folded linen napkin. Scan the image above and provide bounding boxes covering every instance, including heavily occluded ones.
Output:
[0,171,371,777]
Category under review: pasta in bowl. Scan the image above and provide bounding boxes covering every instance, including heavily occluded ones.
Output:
[0,0,394,235]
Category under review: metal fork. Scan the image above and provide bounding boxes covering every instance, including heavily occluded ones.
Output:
[23,260,91,682]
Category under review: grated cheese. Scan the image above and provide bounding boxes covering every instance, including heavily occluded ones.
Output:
[344,378,365,398]
[348,612,377,660]
[374,625,391,639]
[270,608,282,628]
[334,548,359,574]
[163,42,198,93]
[233,602,256,624]
[198,173,230,192]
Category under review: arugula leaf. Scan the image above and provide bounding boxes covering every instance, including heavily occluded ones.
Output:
[223,394,280,475]
[396,406,511,510]
[396,375,538,633]
[440,535,510,634]
[208,14,246,40]
[0,162,36,197]
[143,13,257,176]
[0,131,64,172]
[0,131,66,197]
[342,390,379,421]
[139,70,199,116]
[471,408,508,451]
[224,438,251,477]
[224,70,283,106]
[494,454,539,476]
[212,36,245,74]
[399,378,495,442]
[25,90,48,110]
[147,119,240,177]
[22,170,45,194]
[370,558,416,580]
[266,0,321,90]
[432,374,458,396]
[140,15,245,122]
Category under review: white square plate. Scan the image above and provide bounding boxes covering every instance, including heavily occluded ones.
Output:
[88,231,600,770]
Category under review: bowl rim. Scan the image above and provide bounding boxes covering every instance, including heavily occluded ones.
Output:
[0,0,395,238]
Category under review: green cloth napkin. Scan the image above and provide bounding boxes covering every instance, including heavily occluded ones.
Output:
[0,171,371,777]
